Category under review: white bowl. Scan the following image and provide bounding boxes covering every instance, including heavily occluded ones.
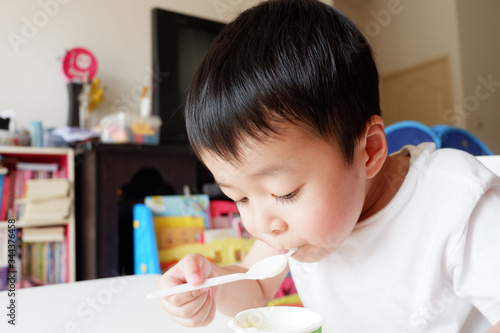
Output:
[228,306,324,333]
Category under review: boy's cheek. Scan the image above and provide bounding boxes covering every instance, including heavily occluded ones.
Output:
[242,220,257,237]
[239,216,260,239]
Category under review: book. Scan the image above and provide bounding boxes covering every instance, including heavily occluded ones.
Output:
[55,241,64,284]
[0,227,7,267]
[22,226,65,243]
[24,179,70,200]
[12,169,25,219]
[12,228,22,287]
[19,197,72,222]
[16,162,58,172]
[0,165,7,214]
[0,173,10,220]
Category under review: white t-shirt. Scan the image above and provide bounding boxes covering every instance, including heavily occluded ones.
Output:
[289,143,500,333]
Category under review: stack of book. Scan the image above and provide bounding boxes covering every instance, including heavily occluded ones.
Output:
[18,178,71,222]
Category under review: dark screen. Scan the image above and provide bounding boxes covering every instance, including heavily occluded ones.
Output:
[152,9,225,144]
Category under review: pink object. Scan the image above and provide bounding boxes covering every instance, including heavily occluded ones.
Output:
[62,47,98,83]
[210,200,239,217]
[210,200,240,229]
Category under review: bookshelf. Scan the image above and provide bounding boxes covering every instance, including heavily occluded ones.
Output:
[0,146,75,287]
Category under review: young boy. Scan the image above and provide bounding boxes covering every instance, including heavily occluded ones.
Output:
[158,0,500,331]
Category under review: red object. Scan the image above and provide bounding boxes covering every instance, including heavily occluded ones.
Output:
[0,174,10,220]
[62,47,98,83]
[134,134,144,143]
[274,275,298,298]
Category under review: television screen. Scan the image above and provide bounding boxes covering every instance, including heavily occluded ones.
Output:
[152,8,225,144]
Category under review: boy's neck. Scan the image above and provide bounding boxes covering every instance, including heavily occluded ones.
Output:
[359,155,410,222]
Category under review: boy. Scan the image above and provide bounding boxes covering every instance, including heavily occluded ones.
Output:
[158,0,500,331]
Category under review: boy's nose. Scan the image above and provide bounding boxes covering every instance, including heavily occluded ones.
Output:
[268,218,288,235]
[255,211,288,235]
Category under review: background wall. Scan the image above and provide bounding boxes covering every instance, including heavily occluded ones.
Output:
[336,0,500,153]
[0,0,332,131]
[1,0,498,152]
[0,0,261,130]
[336,0,462,101]
[456,0,500,154]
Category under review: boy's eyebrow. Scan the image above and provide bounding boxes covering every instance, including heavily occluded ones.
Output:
[250,164,293,177]
[216,164,293,189]
[217,182,233,189]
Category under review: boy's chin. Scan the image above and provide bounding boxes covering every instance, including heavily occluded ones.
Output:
[290,246,332,263]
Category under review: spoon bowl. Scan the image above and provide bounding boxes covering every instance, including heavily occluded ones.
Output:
[244,253,290,280]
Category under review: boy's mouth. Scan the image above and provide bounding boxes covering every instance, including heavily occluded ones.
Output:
[279,247,298,256]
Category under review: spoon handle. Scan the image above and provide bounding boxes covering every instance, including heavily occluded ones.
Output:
[147,272,246,299]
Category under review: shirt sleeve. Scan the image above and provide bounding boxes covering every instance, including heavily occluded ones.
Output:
[452,183,500,325]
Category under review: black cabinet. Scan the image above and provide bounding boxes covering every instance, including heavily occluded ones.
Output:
[75,144,199,280]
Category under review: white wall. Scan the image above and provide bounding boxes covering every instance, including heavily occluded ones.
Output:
[0,0,332,131]
[456,0,500,153]
[335,0,463,104]
[0,0,255,130]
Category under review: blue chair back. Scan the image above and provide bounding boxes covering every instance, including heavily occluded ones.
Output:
[385,121,441,154]
[431,125,493,156]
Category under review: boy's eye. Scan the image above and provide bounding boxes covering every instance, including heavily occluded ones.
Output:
[235,197,249,205]
[273,188,300,204]
[234,186,302,206]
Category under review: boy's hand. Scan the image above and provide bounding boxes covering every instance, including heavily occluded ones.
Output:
[157,253,220,327]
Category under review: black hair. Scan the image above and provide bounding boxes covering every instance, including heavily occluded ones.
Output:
[186,0,380,165]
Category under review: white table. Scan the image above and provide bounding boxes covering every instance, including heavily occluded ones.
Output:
[0,274,234,332]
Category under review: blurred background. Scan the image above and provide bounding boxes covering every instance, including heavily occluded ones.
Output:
[0,0,499,152]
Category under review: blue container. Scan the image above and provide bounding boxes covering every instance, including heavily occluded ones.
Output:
[30,121,43,147]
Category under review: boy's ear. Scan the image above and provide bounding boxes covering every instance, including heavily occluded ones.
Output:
[361,115,387,179]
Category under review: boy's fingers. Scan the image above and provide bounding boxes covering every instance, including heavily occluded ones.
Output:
[163,288,206,307]
[181,254,211,285]
[157,254,217,327]
[161,288,209,314]
[161,292,216,326]
[158,253,209,289]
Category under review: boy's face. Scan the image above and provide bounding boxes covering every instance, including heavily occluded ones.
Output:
[202,124,369,263]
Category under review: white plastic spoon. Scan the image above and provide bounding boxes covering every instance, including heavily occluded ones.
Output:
[147,248,297,300]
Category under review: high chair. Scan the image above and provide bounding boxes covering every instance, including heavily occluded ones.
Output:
[431,125,493,156]
[385,120,441,154]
